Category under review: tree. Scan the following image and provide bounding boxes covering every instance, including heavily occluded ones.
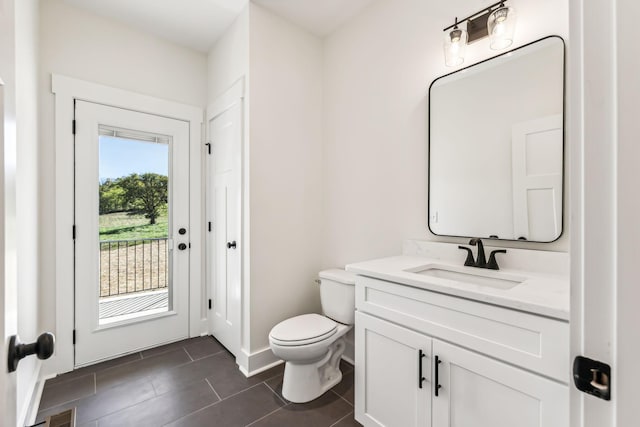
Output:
[118,173,168,224]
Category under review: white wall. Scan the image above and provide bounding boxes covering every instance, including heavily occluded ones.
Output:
[248,3,324,352]
[322,0,570,270]
[15,0,41,422]
[207,7,249,102]
[38,0,207,369]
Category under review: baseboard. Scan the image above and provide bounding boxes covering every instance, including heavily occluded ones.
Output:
[20,361,45,427]
[237,347,283,377]
[341,355,354,366]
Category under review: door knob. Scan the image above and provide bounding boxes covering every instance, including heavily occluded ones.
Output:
[8,332,55,373]
[227,241,237,249]
[178,228,187,235]
[178,243,187,250]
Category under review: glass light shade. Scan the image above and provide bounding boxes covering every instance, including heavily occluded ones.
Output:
[443,27,468,67]
[487,5,517,50]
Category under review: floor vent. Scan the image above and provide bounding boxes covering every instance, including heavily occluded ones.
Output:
[44,408,76,427]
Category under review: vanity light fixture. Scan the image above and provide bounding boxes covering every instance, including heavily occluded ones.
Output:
[487,3,517,50]
[442,0,517,67]
[443,18,468,67]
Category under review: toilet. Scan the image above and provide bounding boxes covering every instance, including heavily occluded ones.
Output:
[269,269,356,403]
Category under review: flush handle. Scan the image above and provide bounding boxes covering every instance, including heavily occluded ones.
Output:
[573,356,611,400]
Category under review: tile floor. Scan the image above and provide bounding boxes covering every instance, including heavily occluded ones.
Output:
[36,336,362,427]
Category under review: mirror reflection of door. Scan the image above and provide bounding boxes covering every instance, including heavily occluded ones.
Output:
[511,115,563,241]
[74,101,190,367]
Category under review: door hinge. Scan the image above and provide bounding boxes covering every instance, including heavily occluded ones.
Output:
[205,142,211,155]
[72,119,76,135]
[208,222,212,232]
[208,299,212,310]
[573,356,611,401]
[72,329,76,345]
[72,225,76,240]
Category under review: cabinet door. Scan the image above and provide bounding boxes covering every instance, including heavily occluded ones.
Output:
[355,312,432,427]
[432,340,568,427]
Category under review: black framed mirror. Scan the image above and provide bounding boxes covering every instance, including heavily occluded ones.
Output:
[428,36,565,242]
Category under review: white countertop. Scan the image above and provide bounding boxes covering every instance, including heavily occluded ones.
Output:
[346,254,570,321]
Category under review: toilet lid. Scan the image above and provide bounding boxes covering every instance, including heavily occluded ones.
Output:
[270,314,337,346]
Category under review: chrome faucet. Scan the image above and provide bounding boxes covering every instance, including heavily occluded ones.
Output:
[458,238,507,270]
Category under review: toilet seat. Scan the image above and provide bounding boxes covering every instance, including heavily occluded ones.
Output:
[270,314,337,346]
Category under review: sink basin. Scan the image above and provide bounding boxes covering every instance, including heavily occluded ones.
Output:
[407,264,525,290]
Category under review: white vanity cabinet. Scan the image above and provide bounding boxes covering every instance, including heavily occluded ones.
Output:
[354,275,569,427]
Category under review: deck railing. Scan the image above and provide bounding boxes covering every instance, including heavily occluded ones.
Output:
[99,238,168,297]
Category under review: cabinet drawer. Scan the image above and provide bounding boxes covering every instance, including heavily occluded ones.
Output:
[356,276,569,383]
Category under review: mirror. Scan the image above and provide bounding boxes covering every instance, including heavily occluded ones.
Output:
[428,36,565,242]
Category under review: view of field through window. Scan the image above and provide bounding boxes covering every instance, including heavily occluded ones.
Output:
[98,134,170,312]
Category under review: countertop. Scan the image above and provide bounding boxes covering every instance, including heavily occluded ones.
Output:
[346,255,570,321]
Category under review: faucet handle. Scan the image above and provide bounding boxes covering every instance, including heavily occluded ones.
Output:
[458,246,475,267]
[487,249,507,270]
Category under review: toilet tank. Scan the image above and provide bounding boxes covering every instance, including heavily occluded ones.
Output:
[319,269,357,324]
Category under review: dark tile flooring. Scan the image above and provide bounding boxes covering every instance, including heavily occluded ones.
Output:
[37,336,362,427]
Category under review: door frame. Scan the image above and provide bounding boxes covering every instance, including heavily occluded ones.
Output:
[50,74,204,376]
[205,78,247,367]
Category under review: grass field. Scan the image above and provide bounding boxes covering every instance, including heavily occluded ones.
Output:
[99,211,168,241]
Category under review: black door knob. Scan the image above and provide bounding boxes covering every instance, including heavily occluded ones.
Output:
[8,332,55,373]
[178,243,187,250]
[227,241,237,249]
[178,228,187,235]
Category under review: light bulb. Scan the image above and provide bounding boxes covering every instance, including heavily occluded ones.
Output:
[487,5,516,50]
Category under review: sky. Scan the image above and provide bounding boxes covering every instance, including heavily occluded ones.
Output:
[99,136,169,181]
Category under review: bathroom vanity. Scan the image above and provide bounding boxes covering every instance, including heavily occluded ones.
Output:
[347,241,570,427]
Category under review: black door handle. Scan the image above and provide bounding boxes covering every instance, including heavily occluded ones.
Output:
[8,333,55,372]
[227,241,237,249]
[434,355,442,396]
[418,349,426,389]
[178,243,187,251]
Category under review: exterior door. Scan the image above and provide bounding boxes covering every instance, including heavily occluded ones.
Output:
[74,100,190,366]
[207,99,242,357]
[355,312,432,427]
[432,339,568,427]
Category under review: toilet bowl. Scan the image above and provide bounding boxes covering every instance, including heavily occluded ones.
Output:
[268,269,356,403]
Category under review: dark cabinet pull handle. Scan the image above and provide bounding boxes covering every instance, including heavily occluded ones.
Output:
[227,241,237,249]
[418,349,426,389]
[434,355,442,396]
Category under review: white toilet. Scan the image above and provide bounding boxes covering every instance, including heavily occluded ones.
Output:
[269,269,356,403]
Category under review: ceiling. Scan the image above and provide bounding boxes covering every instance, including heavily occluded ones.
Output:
[252,0,377,37]
[62,0,377,52]
[62,0,249,53]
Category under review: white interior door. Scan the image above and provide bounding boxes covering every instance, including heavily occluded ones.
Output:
[207,100,242,357]
[74,100,190,367]
[0,78,18,426]
[511,114,563,241]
